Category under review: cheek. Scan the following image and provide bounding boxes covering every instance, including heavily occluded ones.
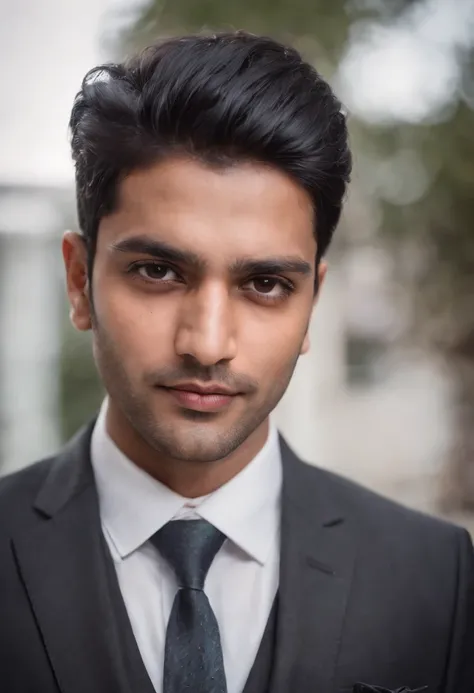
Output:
[238,309,309,376]
[93,279,175,364]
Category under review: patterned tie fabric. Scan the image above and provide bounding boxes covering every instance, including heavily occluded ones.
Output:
[151,519,228,693]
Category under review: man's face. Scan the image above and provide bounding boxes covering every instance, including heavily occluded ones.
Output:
[65,156,324,464]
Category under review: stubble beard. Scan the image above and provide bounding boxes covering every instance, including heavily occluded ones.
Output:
[92,319,301,464]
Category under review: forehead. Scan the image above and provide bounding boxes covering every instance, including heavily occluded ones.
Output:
[99,156,316,261]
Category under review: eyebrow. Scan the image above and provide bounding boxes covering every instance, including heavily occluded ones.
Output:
[110,235,312,277]
[110,236,205,270]
[230,257,312,277]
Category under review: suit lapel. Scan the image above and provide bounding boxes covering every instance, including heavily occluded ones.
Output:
[12,422,356,693]
[12,422,129,693]
[271,438,358,693]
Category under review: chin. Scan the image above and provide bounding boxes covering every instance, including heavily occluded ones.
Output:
[162,442,231,464]
[147,424,243,463]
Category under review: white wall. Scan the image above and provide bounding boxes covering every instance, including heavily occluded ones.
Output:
[0,0,127,470]
[0,0,132,187]
[275,263,451,511]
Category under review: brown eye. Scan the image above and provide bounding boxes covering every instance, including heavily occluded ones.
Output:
[242,276,294,302]
[135,263,178,281]
[252,277,278,294]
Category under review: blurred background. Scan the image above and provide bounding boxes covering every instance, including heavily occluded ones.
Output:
[1,0,474,531]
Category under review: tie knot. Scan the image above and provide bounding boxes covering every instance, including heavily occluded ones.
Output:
[151,519,226,590]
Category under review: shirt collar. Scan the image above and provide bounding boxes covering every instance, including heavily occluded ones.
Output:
[91,400,282,565]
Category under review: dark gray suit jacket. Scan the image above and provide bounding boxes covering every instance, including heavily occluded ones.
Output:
[0,420,473,693]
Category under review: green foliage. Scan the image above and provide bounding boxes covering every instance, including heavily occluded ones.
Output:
[355,92,474,351]
[130,0,350,64]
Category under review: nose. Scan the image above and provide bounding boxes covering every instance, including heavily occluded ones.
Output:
[174,281,237,366]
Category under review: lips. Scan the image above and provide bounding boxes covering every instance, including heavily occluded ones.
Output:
[160,383,239,413]
[170,382,237,396]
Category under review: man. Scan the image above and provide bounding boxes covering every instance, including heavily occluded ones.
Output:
[0,31,472,693]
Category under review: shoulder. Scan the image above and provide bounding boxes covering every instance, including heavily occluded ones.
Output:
[289,459,474,606]
[0,420,95,533]
[0,456,55,500]
[294,456,470,555]
[0,457,55,530]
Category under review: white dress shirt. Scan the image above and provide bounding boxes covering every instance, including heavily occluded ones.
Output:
[90,400,282,693]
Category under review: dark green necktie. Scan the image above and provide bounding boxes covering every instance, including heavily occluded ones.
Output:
[151,519,228,693]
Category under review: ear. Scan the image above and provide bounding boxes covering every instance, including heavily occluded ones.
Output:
[62,231,92,331]
[300,261,327,355]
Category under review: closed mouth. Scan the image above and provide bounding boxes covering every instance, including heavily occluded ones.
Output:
[164,382,239,396]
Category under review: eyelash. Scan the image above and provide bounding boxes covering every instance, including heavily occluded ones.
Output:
[128,261,182,283]
[249,278,294,302]
[127,261,295,302]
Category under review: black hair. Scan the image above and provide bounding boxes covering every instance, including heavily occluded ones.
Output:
[70,31,352,279]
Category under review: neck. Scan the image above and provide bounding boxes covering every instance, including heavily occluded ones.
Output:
[104,403,269,498]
